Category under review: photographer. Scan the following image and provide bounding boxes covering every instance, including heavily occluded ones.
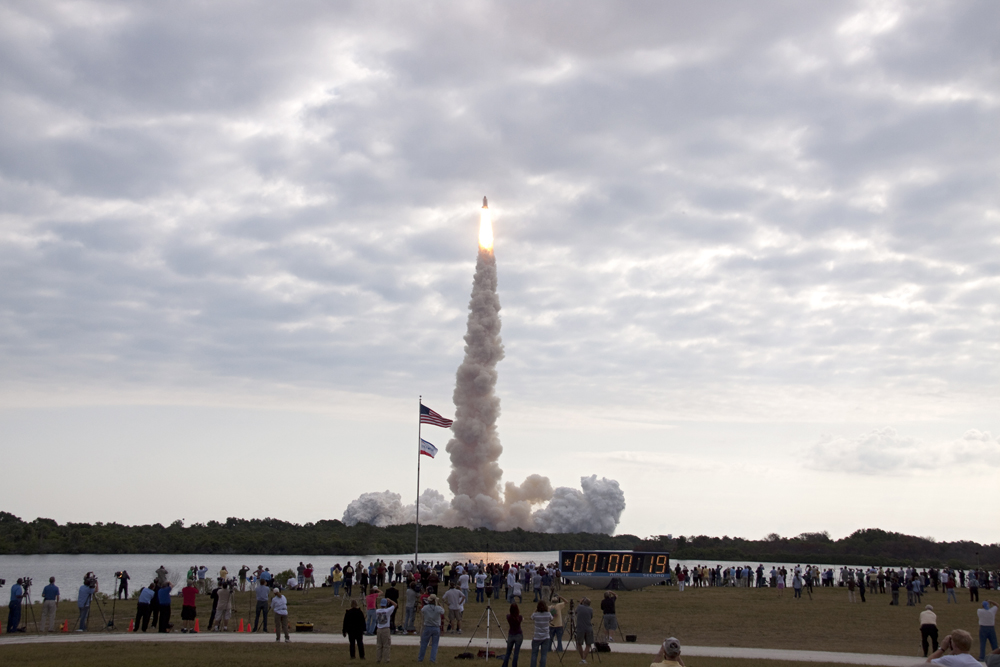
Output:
[927,629,978,665]
[117,570,130,600]
[600,591,618,642]
[7,578,25,633]
[77,574,98,632]
[134,582,155,632]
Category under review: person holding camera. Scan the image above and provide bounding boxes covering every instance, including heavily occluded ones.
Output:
[117,570,130,600]
[926,629,979,665]
[652,637,686,667]
[76,574,98,632]
[7,578,26,633]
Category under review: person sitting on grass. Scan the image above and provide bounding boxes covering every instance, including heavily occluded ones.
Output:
[926,629,980,666]
[651,637,686,667]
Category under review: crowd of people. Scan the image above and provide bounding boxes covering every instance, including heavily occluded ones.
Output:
[5,557,1000,665]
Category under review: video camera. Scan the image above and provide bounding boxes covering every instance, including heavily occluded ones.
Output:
[21,576,33,589]
[0,578,6,588]
[115,571,124,579]
[84,572,98,587]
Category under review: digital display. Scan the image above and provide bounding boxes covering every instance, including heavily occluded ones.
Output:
[559,550,670,576]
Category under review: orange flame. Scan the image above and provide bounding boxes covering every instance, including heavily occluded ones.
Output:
[479,207,493,251]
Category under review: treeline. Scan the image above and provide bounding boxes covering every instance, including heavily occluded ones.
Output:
[0,513,641,556]
[654,530,1000,570]
[0,513,996,568]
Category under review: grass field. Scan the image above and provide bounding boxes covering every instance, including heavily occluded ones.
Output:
[0,643,875,667]
[3,581,985,659]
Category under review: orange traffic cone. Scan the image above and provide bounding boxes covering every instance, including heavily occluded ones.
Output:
[63,619,69,632]
[129,619,134,631]
[245,620,252,633]
[238,618,244,632]
[194,619,200,633]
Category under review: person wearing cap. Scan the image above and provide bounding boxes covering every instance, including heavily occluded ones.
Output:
[979,600,999,661]
[365,586,381,635]
[418,594,445,663]
[375,596,397,662]
[343,599,368,659]
[652,637,685,667]
[920,605,939,657]
[271,587,290,643]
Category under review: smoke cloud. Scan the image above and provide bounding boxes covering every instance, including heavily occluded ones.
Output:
[344,241,626,534]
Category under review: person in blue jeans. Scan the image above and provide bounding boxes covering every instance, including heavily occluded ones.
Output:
[77,576,98,632]
[980,601,999,661]
[7,578,25,633]
[530,601,553,667]
[418,595,445,663]
[501,603,523,667]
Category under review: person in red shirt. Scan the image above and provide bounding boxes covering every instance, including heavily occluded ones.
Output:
[303,564,315,593]
[180,580,199,633]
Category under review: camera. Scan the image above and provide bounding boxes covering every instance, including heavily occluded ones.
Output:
[22,576,32,589]
[115,571,123,579]
[0,578,6,587]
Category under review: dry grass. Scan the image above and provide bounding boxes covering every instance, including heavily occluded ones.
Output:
[0,642,860,667]
[5,581,983,659]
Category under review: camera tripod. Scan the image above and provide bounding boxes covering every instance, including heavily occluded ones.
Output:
[19,581,38,633]
[557,601,601,664]
[464,597,506,659]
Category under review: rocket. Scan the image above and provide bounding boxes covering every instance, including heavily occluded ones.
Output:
[482,196,488,209]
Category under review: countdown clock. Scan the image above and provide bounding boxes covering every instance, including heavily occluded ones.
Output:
[559,550,671,591]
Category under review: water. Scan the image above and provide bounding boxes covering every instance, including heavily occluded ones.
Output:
[0,551,558,601]
[0,551,886,601]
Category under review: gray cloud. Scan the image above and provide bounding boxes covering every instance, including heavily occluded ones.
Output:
[808,427,1000,475]
[0,0,997,424]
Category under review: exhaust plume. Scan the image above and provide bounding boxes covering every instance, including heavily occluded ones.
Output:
[342,200,626,534]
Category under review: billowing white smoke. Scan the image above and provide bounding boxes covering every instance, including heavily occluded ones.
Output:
[343,240,626,534]
[342,489,449,527]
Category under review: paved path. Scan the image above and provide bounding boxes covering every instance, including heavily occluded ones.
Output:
[0,631,937,665]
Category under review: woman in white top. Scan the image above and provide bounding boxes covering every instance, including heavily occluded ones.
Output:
[530,601,553,667]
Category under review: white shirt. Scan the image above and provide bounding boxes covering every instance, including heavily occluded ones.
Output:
[458,574,470,590]
[270,594,288,615]
[475,573,487,589]
[919,610,937,625]
[931,655,983,666]
[979,606,997,626]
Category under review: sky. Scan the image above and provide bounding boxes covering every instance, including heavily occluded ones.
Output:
[1,1,997,544]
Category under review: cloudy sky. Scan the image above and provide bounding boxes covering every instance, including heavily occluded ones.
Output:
[1,1,997,544]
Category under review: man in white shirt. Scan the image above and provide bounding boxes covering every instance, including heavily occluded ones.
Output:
[926,629,980,666]
[475,571,487,603]
[458,572,471,601]
[920,605,938,657]
[442,583,466,634]
[270,588,290,643]
[979,601,999,661]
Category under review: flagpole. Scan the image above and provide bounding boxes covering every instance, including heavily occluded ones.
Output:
[415,395,422,570]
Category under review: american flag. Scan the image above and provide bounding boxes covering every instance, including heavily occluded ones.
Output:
[420,404,453,428]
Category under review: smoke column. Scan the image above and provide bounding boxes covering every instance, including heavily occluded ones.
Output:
[343,199,626,533]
